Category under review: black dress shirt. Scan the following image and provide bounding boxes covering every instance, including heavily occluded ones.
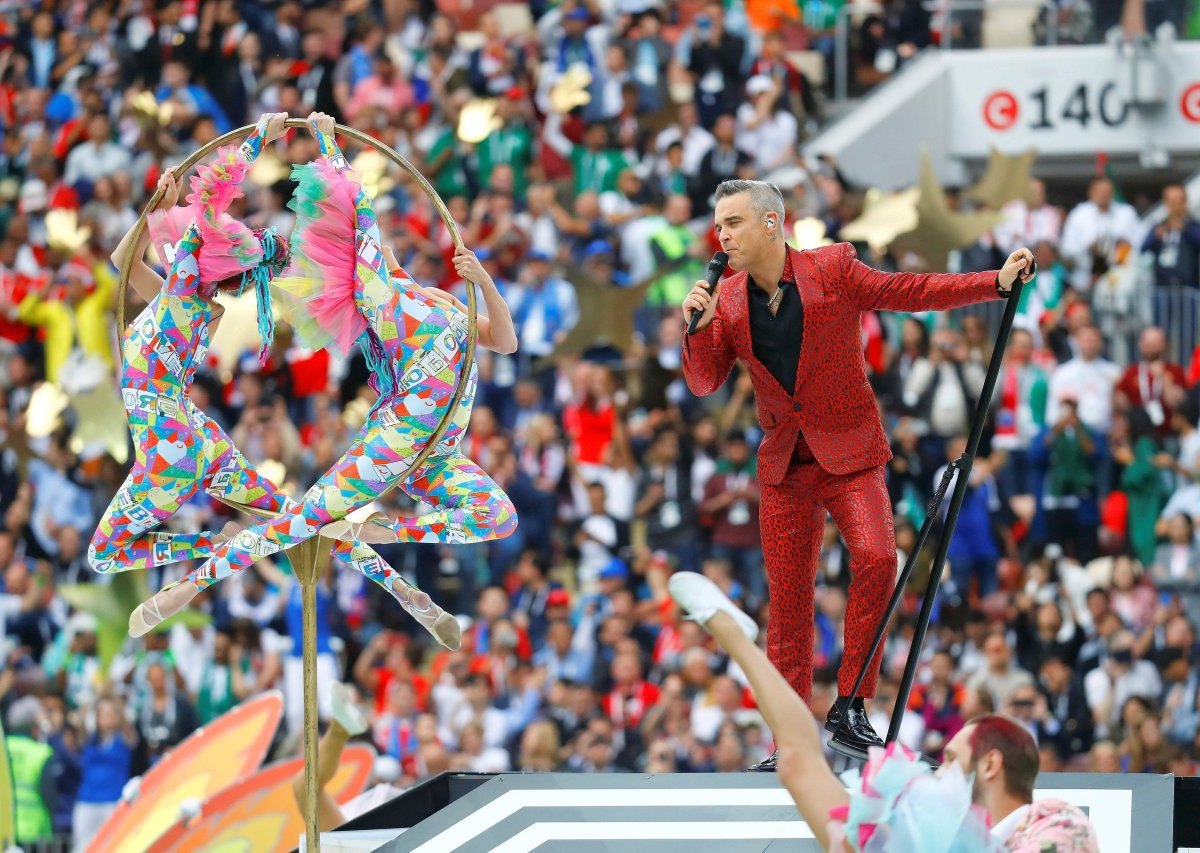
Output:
[748,264,801,396]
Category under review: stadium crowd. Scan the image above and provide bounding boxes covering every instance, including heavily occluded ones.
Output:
[1,0,1200,850]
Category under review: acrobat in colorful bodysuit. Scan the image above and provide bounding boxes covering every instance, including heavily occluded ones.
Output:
[165,117,518,606]
[90,116,457,644]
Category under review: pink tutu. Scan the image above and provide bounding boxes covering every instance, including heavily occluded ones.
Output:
[271,158,368,356]
[146,146,265,284]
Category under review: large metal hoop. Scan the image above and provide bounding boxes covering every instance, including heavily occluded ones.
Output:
[117,118,478,496]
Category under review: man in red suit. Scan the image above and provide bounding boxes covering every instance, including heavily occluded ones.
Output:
[682,180,1034,766]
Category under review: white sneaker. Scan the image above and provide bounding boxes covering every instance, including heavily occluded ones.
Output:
[128,580,199,638]
[667,572,759,641]
[330,682,369,736]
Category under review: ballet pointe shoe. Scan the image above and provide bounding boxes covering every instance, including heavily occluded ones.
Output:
[129,580,200,638]
[320,512,395,544]
[390,578,461,650]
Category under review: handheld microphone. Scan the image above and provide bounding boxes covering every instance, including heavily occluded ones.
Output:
[686,251,729,335]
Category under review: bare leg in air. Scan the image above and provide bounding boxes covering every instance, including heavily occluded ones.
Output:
[290,682,368,831]
[668,572,850,852]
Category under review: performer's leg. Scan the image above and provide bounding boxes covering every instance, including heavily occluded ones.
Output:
[194,401,293,516]
[290,682,367,831]
[820,465,895,699]
[759,477,825,705]
[88,450,222,573]
[207,442,458,644]
[187,409,425,589]
[290,722,349,832]
[387,453,517,544]
[669,573,848,849]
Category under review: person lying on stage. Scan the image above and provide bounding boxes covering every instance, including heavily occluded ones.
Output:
[98,112,459,648]
[667,571,1100,852]
[131,111,519,636]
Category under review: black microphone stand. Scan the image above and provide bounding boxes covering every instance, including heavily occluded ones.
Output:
[829,273,1029,763]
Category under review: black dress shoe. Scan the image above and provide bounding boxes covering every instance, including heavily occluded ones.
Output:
[825,698,884,759]
[746,750,778,772]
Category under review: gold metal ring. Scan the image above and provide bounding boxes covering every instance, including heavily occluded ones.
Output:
[117,118,477,498]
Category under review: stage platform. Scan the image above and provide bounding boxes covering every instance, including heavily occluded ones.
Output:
[314,770,1195,852]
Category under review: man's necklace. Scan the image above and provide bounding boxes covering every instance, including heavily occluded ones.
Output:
[767,284,785,313]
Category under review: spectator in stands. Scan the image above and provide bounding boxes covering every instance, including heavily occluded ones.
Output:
[647,194,706,312]
[1060,177,1142,292]
[908,649,967,758]
[1084,630,1162,738]
[1117,410,1172,567]
[63,113,131,192]
[736,75,798,176]
[1153,513,1200,583]
[1037,652,1096,761]
[155,60,232,133]
[685,3,748,129]
[994,179,1063,255]
[938,434,1004,600]
[699,430,763,605]
[619,10,671,115]
[992,328,1048,497]
[691,113,754,217]
[15,260,114,384]
[508,250,580,366]
[1046,325,1120,435]
[1142,183,1200,290]
[1115,326,1186,438]
[636,429,698,573]
[905,329,985,467]
[968,630,1035,709]
[6,696,59,850]
[72,695,135,849]
[136,659,199,764]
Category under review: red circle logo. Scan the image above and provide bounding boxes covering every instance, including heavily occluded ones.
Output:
[1181,83,1200,122]
[983,91,1019,131]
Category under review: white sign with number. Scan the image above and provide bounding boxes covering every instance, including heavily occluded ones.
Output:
[809,41,1200,187]
[949,42,1200,157]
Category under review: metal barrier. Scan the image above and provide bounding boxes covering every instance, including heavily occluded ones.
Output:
[834,0,1059,104]
[937,0,1059,50]
[951,284,1200,367]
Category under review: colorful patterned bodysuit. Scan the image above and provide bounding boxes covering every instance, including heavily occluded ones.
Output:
[186,127,517,590]
[88,123,434,602]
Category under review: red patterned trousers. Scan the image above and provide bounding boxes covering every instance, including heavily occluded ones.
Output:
[759,443,894,705]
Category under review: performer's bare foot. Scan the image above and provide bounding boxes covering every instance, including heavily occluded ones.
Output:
[129,579,200,638]
[389,576,461,650]
[320,513,395,544]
